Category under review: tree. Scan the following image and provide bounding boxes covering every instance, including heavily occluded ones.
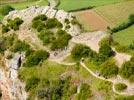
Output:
[71,44,92,61]
[25,50,49,67]
[100,59,118,78]
[0,5,14,15]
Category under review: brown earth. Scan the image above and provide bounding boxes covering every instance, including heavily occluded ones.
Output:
[74,10,110,31]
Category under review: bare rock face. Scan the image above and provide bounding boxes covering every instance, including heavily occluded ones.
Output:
[4,6,81,36]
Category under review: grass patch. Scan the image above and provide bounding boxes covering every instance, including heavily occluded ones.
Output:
[95,0,134,26]
[113,25,134,46]
[58,0,125,11]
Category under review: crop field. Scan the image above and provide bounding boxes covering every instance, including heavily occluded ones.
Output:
[58,0,125,11]
[95,0,134,27]
[113,26,134,46]
[74,10,110,31]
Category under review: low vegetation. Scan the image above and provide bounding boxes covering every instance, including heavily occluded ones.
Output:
[0,5,15,16]
[115,83,127,91]
[2,17,23,33]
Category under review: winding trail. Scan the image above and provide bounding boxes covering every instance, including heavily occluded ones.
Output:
[80,61,134,96]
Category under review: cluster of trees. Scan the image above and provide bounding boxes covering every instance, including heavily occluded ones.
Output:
[119,56,134,82]
[32,14,62,32]
[32,15,71,50]
[111,14,134,33]
[100,59,118,78]
[2,17,23,33]
[0,5,14,15]
[71,42,114,64]
[26,76,77,100]
[71,44,92,61]
[50,30,72,50]
[25,50,49,67]
[115,83,127,91]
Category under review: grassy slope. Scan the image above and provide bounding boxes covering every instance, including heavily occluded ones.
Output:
[95,0,134,26]
[113,25,134,46]
[58,0,125,11]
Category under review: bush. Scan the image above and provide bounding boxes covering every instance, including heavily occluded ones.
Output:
[25,76,40,91]
[71,44,92,61]
[99,44,114,58]
[129,75,134,83]
[111,14,134,33]
[100,59,118,78]
[25,50,49,67]
[33,14,47,21]
[38,30,54,45]
[129,41,134,50]
[77,83,92,100]
[51,33,72,50]
[64,18,70,24]
[6,17,23,31]
[115,83,127,91]
[2,25,9,33]
[46,18,62,29]
[11,40,30,52]
[0,5,14,15]
[119,61,134,79]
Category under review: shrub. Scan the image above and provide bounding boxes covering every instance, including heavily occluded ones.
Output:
[129,41,134,50]
[25,50,49,67]
[2,25,9,33]
[51,33,72,50]
[71,44,92,61]
[77,83,92,100]
[46,18,62,29]
[25,76,40,91]
[11,40,30,52]
[99,44,114,58]
[38,30,54,45]
[100,59,118,78]
[0,5,14,15]
[6,17,23,31]
[111,14,134,33]
[115,83,127,91]
[33,14,47,21]
[64,18,70,24]
[119,61,134,79]
[129,75,134,83]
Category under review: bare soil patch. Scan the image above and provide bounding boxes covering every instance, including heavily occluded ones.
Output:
[74,10,110,31]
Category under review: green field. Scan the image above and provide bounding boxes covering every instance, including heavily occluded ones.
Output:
[95,0,134,26]
[58,0,125,11]
[113,26,134,46]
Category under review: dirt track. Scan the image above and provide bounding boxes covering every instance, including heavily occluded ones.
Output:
[74,10,110,31]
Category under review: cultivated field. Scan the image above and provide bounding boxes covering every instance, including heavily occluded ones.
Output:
[95,0,134,27]
[113,26,134,46]
[74,10,110,31]
[58,0,125,11]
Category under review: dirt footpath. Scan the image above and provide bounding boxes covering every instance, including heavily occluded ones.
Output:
[74,10,110,31]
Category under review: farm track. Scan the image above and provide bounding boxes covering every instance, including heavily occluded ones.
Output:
[80,61,134,96]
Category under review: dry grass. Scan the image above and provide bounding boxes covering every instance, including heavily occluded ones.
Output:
[95,0,134,27]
